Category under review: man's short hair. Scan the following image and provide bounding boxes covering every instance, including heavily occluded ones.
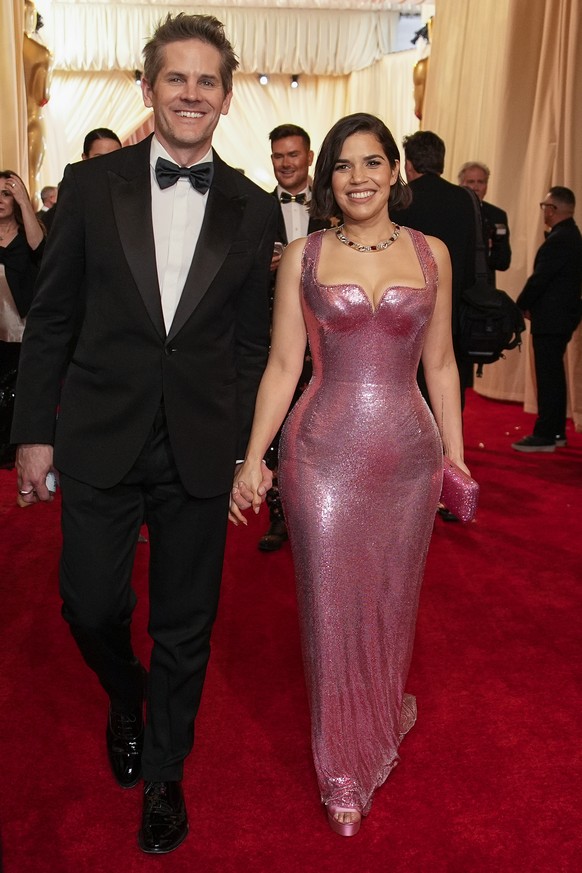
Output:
[269,124,311,151]
[143,13,239,92]
[548,186,576,209]
[402,131,445,175]
[457,161,490,184]
[40,185,57,203]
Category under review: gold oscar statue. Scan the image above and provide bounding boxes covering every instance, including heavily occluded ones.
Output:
[23,0,53,209]
[413,57,429,121]
[412,17,433,123]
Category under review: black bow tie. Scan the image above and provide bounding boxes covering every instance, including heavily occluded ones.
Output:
[280,191,307,204]
[155,157,214,193]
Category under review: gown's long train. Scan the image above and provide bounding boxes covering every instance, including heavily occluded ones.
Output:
[279,228,443,814]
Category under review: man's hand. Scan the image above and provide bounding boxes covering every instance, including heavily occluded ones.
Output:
[15,444,55,507]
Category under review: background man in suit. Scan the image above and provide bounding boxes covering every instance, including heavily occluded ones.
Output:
[258,124,329,551]
[391,130,476,409]
[512,186,582,452]
[458,160,511,285]
[12,13,276,854]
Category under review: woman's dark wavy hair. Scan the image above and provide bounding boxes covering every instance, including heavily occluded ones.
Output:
[310,113,411,221]
[0,170,24,227]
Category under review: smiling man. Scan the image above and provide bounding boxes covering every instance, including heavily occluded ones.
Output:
[12,13,277,854]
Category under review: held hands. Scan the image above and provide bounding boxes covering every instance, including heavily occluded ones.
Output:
[15,444,55,508]
[229,459,273,526]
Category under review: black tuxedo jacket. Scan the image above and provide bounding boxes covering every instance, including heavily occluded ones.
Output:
[392,173,476,333]
[12,135,278,496]
[271,188,329,244]
[517,217,582,336]
[481,199,511,279]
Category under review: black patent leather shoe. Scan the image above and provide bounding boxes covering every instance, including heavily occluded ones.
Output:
[138,781,188,854]
[106,703,144,788]
[258,518,288,552]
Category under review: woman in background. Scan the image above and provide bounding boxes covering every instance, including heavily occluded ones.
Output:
[230,114,467,836]
[82,128,122,160]
[0,171,44,465]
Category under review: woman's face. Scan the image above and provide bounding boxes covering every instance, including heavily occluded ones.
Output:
[0,181,16,220]
[331,132,398,222]
[82,138,122,160]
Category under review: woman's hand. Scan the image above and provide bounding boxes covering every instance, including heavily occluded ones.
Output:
[229,460,273,526]
[7,174,32,211]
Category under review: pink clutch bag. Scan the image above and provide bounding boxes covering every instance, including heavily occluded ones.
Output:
[440,458,479,522]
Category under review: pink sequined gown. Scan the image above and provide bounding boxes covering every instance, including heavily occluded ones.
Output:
[279,227,443,815]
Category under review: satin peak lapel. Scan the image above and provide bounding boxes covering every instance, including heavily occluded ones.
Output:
[109,169,165,339]
[166,184,247,342]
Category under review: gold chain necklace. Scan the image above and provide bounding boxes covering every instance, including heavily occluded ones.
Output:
[335,223,400,253]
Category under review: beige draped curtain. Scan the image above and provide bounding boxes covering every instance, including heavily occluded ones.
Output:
[423,0,582,428]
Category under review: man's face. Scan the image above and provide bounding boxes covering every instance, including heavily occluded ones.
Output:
[404,158,420,183]
[461,167,488,201]
[44,189,57,207]
[539,193,570,229]
[271,136,313,194]
[142,39,232,164]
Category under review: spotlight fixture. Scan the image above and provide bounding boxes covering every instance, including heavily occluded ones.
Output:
[290,74,299,89]
[134,69,142,86]
[258,73,269,86]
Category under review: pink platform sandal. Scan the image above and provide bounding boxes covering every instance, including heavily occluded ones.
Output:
[326,804,362,837]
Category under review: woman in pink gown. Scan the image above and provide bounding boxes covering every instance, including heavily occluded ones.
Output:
[230,114,467,837]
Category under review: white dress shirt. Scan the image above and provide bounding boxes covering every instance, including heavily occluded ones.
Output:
[150,137,212,333]
[277,185,310,243]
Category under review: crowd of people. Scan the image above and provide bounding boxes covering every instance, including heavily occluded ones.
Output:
[5,10,581,858]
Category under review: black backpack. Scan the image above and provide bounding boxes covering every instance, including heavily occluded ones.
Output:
[458,190,526,377]
[458,281,525,377]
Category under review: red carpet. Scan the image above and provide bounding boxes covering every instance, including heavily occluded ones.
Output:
[1,389,581,872]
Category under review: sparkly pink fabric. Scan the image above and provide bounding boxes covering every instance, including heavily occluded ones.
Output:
[279,228,443,815]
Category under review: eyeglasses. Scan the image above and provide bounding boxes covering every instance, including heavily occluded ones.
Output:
[539,202,558,211]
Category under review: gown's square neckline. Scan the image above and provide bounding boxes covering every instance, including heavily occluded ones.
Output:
[311,226,432,315]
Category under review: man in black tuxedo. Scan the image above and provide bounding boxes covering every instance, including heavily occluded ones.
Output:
[12,13,276,854]
[391,131,476,409]
[458,161,511,285]
[258,124,329,551]
[512,187,582,452]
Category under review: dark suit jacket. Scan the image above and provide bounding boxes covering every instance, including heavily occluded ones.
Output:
[38,205,57,234]
[12,135,277,496]
[481,199,511,280]
[517,217,582,336]
[392,173,476,333]
[271,188,329,244]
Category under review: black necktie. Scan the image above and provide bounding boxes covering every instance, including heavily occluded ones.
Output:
[280,191,307,204]
[155,157,214,193]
